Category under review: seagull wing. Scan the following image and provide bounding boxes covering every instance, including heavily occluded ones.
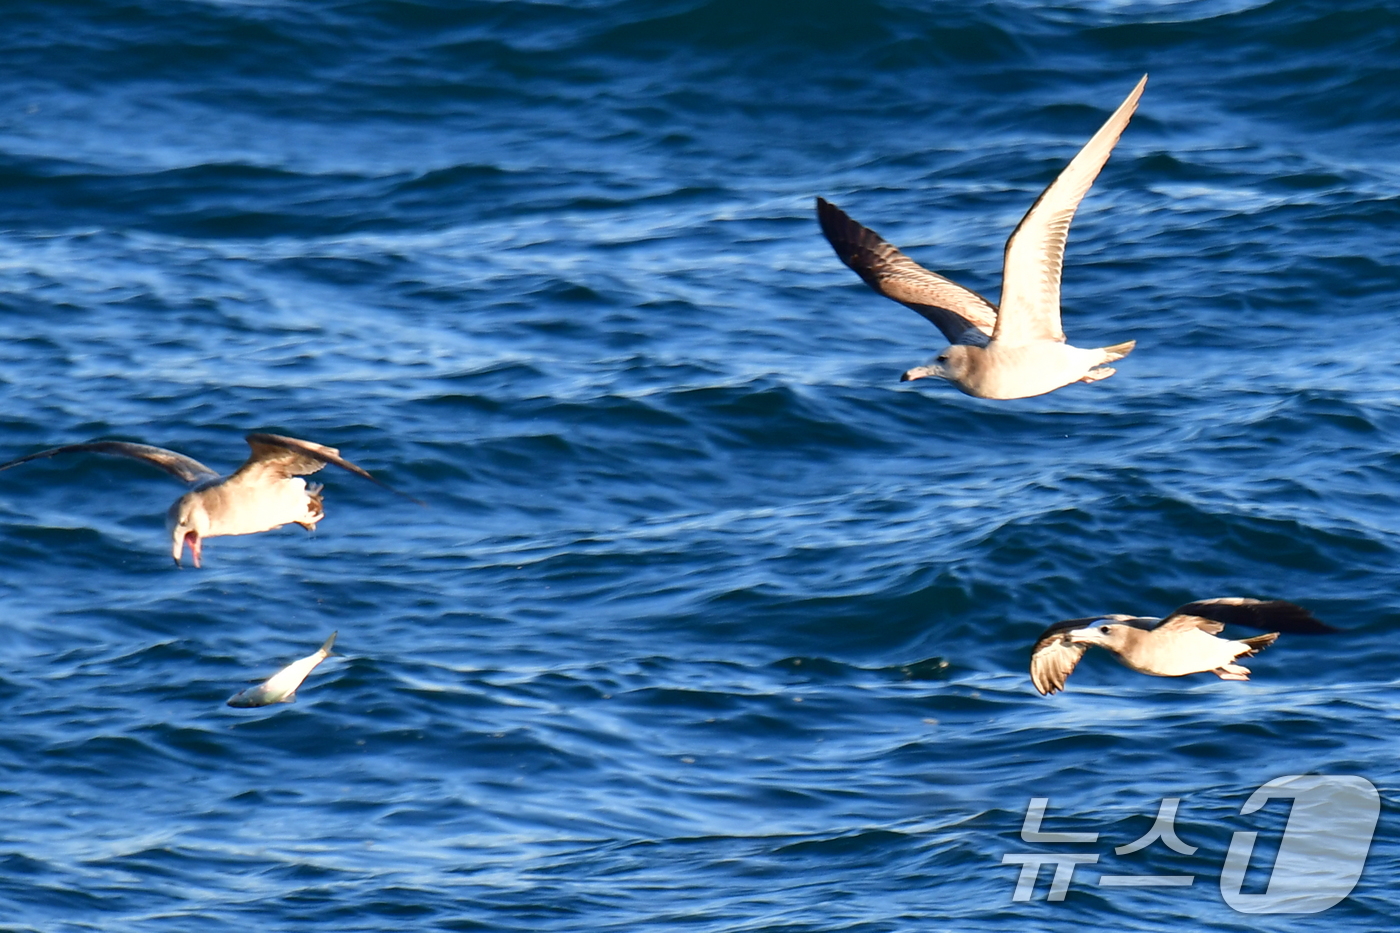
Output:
[993,75,1147,347]
[233,433,372,482]
[1029,617,1101,695]
[0,441,219,486]
[1158,598,1337,635]
[231,433,417,501]
[817,197,998,346]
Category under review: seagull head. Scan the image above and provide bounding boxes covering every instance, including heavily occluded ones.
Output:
[166,493,210,569]
[1067,616,1140,653]
[901,345,974,385]
[1067,623,1112,646]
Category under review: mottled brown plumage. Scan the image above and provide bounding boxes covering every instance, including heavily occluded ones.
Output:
[817,76,1147,398]
[1029,598,1336,695]
[0,433,411,567]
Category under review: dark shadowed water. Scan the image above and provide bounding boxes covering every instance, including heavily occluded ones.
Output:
[2,1,1400,930]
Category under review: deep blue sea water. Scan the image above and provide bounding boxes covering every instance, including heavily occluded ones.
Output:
[2,0,1400,929]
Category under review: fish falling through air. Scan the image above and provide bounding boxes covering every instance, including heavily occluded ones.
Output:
[228,632,337,708]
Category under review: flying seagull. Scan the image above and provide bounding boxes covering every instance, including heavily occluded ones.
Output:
[817,75,1146,399]
[228,632,337,708]
[1029,598,1337,695]
[0,433,411,567]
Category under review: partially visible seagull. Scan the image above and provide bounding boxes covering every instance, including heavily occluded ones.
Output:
[1029,598,1337,696]
[817,75,1147,399]
[0,433,412,567]
[228,632,337,708]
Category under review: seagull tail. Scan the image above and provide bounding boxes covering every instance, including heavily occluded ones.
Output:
[1099,339,1136,363]
[1239,632,1279,655]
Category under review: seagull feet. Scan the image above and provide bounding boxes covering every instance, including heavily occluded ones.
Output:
[296,483,326,531]
[1079,366,1117,384]
[1213,663,1251,681]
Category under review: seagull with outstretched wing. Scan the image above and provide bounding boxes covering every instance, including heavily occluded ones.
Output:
[817,75,1146,399]
[0,433,412,567]
[1029,598,1338,696]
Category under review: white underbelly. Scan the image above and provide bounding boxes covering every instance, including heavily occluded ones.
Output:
[202,478,312,538]
[1126,631,1242,677]
[970,343,1098,400]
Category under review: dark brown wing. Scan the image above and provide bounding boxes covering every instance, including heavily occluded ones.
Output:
[1159,598,1337,635]
[0,441,218,486]
[1029,617,1100,696]
[234,433,371,481]
[232,433,418,502]
[816,197,998,346]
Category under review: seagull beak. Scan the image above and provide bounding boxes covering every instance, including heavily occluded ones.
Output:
[178,531,202,569]
[1067,627,1107,644]
[901,365,937,382]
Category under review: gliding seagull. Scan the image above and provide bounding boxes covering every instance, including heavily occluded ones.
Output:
[1029,598,1337,695]
[817,75,1147,399]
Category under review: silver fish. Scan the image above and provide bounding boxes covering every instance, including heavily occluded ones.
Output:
[228,632,337,708]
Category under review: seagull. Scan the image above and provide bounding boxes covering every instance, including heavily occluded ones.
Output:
[1029,598,1337,695]
[817,75,1147,399]
[0,433,411,567]
[228,632,337,708]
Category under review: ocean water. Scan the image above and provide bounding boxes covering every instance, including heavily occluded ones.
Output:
[1,0,1399,929]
